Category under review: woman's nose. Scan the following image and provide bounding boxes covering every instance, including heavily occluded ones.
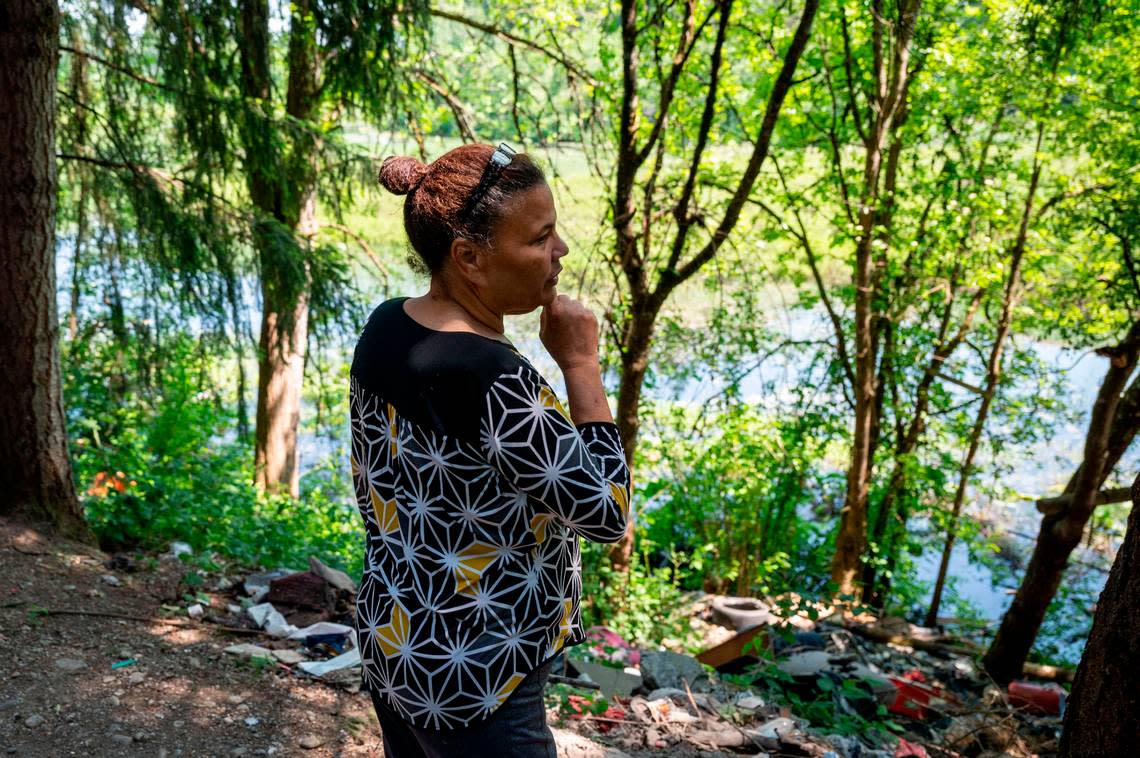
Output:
[553,232,569,260]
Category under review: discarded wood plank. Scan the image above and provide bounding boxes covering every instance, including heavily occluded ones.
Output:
[695,625,768,669]
[1021,661,1075,684]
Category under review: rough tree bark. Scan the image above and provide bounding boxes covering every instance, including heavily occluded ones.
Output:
[240,0,319,496]
[0,0,93,541]
[1059,471,1140,755]
[983,320,1140,684]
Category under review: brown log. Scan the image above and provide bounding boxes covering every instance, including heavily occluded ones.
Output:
[838,620,1076,683]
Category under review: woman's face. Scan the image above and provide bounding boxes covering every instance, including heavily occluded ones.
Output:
[477,183,569,315]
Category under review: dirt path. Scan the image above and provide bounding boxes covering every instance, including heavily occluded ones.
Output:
[0,520,641,758]
[0,518,391,757]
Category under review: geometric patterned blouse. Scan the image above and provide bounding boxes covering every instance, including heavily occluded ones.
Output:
[349,298,631,730]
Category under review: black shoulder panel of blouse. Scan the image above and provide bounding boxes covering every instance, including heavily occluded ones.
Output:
[350,297,526,445]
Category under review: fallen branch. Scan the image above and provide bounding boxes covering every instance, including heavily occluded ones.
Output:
[1036,487,1131,515]
[838,618,983,656]
[28,607,192,626]
[839,620,1076,683]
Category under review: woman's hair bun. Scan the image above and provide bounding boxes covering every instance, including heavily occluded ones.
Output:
[378,156,429,195]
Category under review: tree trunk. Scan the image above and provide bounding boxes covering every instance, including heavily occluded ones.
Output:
[1059,472,1140,756]
[253,276,309,495]
[983,322,1140,684]
[0,0,92,541]
[923,120,1047,626]
[609,308,657,571]
[241,0,319,496]
[830,0,923,595]
[605,0,819,573]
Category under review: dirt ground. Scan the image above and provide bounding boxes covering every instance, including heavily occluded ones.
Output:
[1,518,701,758]
[0,518,395,757]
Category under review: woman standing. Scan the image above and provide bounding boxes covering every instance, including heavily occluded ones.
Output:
[351,143,631,756]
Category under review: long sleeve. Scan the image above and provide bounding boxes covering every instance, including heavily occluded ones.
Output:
[479,365,631,543]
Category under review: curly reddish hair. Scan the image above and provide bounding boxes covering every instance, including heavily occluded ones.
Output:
[378,144,546,274]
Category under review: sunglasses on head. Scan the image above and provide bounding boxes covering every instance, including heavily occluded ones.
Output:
[460,142,517,223]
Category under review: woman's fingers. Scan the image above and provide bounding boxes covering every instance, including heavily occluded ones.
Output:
[541,296,599,371]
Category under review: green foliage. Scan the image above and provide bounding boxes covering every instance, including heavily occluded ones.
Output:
[579,541,698,650]
[66,331,362,577]
[640,404,843,598]
[729,655,900,742]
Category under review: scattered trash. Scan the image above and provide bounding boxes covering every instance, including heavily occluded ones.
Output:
[894,737,929,757]
[187,603,204,619]
[886,672,945,720]
[224,644,277,663]
[266,571,333,613]
[755,716,797,740]
[243,569,292,602]
[772,630,828,655]
[297,648,361,678]
[1007,680,1066,716]
[567,657,642,699]
[111,659,137,669]
[272,649,305,665]
[710,595,771,631]
[244,717,260,727]
[167,542,193,560]
[100,574,121,587]
[308,556,355,594]
[734,692,765,711]
[247,603,295,637]
[696,625,767,671]
[584,626,641,666]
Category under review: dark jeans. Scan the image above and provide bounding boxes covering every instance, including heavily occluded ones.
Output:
[368,661,557,758]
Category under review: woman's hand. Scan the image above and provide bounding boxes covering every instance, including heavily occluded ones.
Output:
[540,295,600,372]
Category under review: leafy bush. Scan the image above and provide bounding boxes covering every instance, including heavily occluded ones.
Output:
[580,540,699,650]
[638,405,842,598]
[66,332,362,577]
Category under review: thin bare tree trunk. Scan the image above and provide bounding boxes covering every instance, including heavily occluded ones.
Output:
[0,0,92,541]
[925,124,1045,626]
[830,0,923,595]
[606,0,819,571]
[983,320,1140,684]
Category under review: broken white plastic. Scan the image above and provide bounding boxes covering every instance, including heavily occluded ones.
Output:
[298,647,361,677]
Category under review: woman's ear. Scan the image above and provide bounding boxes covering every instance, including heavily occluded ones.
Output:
[449,237,484,283]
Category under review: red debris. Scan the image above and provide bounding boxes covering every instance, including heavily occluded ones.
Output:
[887,675,943,719]
[1007,680,1066,716]
[894,737,929,757]
[585,626,641,666]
